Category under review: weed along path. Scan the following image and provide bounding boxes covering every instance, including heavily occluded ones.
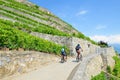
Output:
[6,57,80,80]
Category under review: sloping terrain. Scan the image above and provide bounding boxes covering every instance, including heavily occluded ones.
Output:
[0,0,95,54]
[0,0,79,35]
[0,0,117,80]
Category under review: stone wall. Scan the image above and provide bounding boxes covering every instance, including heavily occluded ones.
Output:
[71,37,100,56]
[102,47,116,69]
[71,47,116,80]
[0,51,58,79]
[85,55,103,80]
[31,32,71,45]
[31,32,100,56]
[85,47,116,79]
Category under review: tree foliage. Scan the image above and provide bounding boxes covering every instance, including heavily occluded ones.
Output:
[98,41,108,47]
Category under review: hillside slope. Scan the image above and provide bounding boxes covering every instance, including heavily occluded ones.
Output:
[0,0,96,53]
[0,0,117,80]
[0,0,79,35]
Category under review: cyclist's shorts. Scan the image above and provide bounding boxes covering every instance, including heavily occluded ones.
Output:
[76,50,80,53]
[61,52,67,56]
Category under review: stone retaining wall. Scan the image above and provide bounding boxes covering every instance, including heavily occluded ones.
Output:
[31,32,100,56]
[71,47,116,80]
[85,55,103,80]
[85,47,116,79]
[0,51,58,79]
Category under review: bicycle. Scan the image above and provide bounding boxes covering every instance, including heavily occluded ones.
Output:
[61,55,67,63]
[76,53,82,62]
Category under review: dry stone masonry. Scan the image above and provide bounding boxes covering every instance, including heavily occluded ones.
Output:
[31,32,100,56]
[70,47,116,80]
[0,51,58,79]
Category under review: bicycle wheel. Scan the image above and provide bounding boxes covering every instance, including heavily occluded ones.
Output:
[80,54,82,61]
[76,56,80,62]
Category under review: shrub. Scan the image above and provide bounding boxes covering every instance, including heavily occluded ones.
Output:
[107,66,112,74]
[91,72,106,80]
[112,56,120,77]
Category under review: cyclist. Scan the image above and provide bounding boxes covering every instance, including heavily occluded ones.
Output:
[61,47,67,62]
[75,44,83,61]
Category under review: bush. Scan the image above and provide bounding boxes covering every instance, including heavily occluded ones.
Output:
[91,72,106,80]
[107,66,112,74]
[98,41,108,48]
[112,56,120,77]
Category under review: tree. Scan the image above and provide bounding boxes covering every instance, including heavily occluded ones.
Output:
[98,41,108,47]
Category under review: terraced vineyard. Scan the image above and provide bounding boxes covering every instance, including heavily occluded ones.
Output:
[0,0,77,34]
[0,0,96,54]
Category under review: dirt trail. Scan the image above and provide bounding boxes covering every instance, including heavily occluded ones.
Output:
[3,57,80,80]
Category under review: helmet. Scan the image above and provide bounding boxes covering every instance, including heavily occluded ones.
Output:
[77,44,80,46]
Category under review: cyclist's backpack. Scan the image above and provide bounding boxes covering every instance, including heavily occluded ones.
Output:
[76,44,81,50]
